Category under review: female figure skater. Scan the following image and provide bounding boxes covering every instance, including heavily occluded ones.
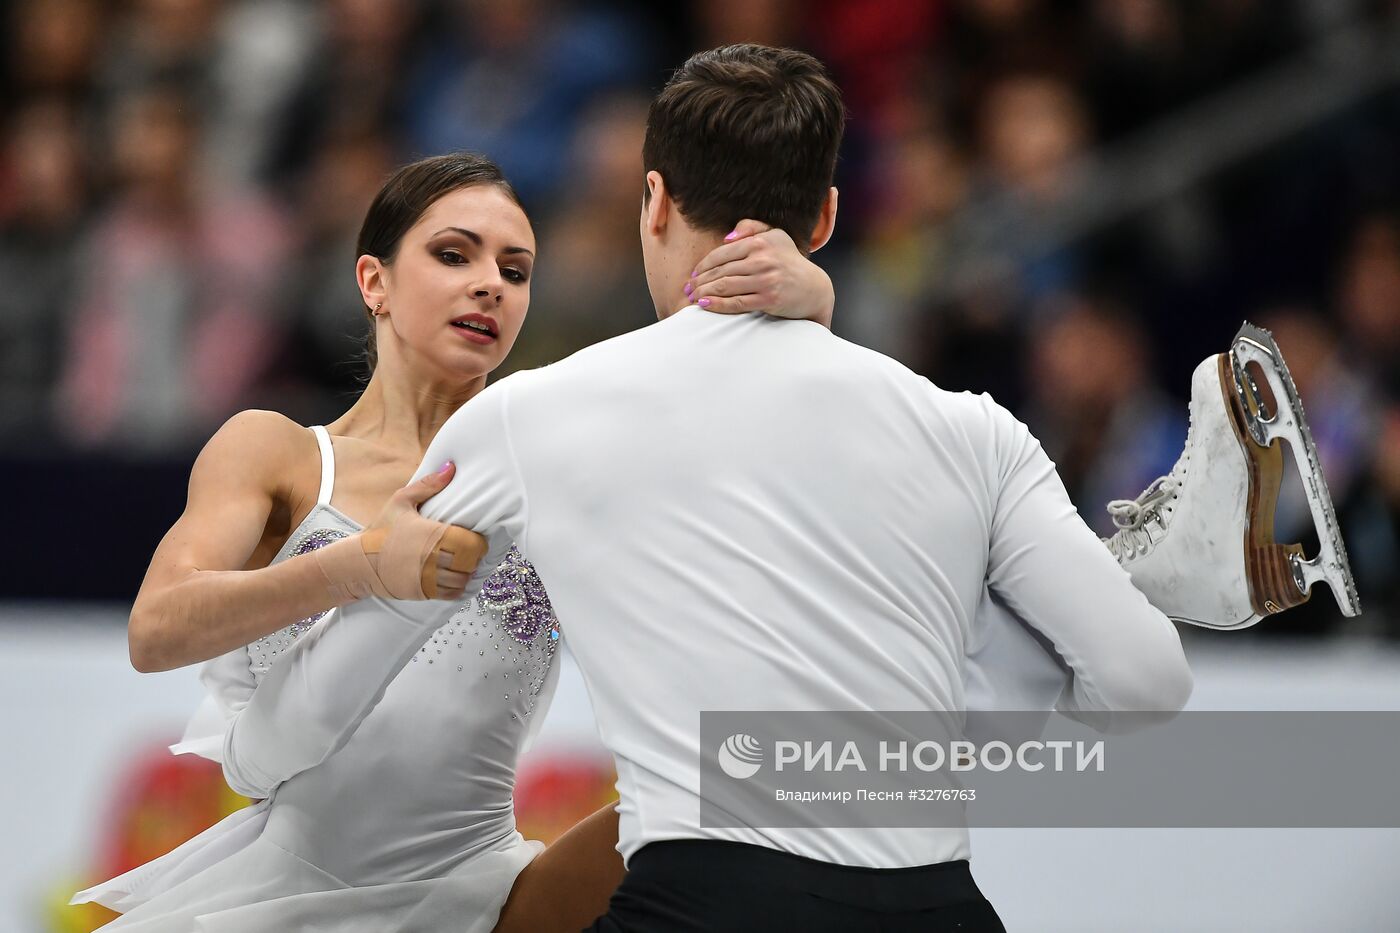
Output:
[73,151,836,932]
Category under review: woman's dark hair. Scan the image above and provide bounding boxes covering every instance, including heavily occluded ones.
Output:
[355,151,524,371]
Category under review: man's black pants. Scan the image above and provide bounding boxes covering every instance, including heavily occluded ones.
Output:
[583,840,1007,932]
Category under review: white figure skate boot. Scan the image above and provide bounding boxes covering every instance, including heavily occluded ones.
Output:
[1104,322,1360,629]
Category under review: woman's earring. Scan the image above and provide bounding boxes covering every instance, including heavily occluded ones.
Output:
[373,302,383,314]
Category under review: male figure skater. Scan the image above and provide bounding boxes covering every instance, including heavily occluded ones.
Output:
[377,45,1187,929]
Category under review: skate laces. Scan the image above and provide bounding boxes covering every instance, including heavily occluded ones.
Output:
[1105,475,1180,561]
[1105,399,1196,562]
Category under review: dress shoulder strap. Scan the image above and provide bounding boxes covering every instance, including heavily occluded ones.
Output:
[309,425,336,506]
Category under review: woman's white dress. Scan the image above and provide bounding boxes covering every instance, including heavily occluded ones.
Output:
[73,425,562,932]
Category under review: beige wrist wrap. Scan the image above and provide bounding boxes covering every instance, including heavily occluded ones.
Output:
[313,511,451,603]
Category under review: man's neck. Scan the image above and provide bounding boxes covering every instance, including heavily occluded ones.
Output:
[656,234,727,319]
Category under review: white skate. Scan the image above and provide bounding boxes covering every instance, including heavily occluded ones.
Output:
[1104,322,1360,629]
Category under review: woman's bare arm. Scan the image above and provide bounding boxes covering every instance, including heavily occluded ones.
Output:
[129,411,480,673]
[129,409,481,673]
[126,411,339,672]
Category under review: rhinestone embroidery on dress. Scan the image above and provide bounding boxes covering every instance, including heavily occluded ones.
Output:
[475,547,558,715]
[478,547,561,645]
[251,531,560,717]
[416,546,559,715]
[248,526,350,677]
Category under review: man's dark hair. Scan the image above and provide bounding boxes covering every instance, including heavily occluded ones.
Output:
[642,44,845,247]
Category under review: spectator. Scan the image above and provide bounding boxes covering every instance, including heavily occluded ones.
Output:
[267,0,422,184]
[0,101,91,449]
[694,0,801,48]
[401,0,654,204]
[204,0,319,186]
[55,87,291,452]
[1336,214,1400,399]
[836,122,972,370]
[1021,295,1185,535]
[95,0,223,105]
[1081,0,1190,141]
[952,71,1094,321]
[509,93,653,373]
[8,0,106,104]
[272,125,396,420]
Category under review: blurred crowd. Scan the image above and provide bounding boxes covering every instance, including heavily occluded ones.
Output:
[2,0,1399,628]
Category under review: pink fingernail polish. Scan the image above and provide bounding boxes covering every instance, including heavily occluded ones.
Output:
[684,282,693,297]
[724,230,739,241]
[438,461,452,474]
[698,297,712,308]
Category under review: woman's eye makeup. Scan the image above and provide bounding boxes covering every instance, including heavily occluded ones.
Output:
[430,240,529,282]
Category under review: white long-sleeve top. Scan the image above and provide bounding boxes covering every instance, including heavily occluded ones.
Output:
[224,305,1191,869]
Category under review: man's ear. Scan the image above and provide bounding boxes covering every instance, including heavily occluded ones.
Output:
[356,254,388,312]
[643,170,670,237]
[808,187,839,253]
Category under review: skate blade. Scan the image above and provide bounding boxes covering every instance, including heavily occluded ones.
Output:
[1227,322,1361,618]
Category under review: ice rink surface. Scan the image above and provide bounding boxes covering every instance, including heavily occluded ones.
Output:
[3,606,1398,933]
